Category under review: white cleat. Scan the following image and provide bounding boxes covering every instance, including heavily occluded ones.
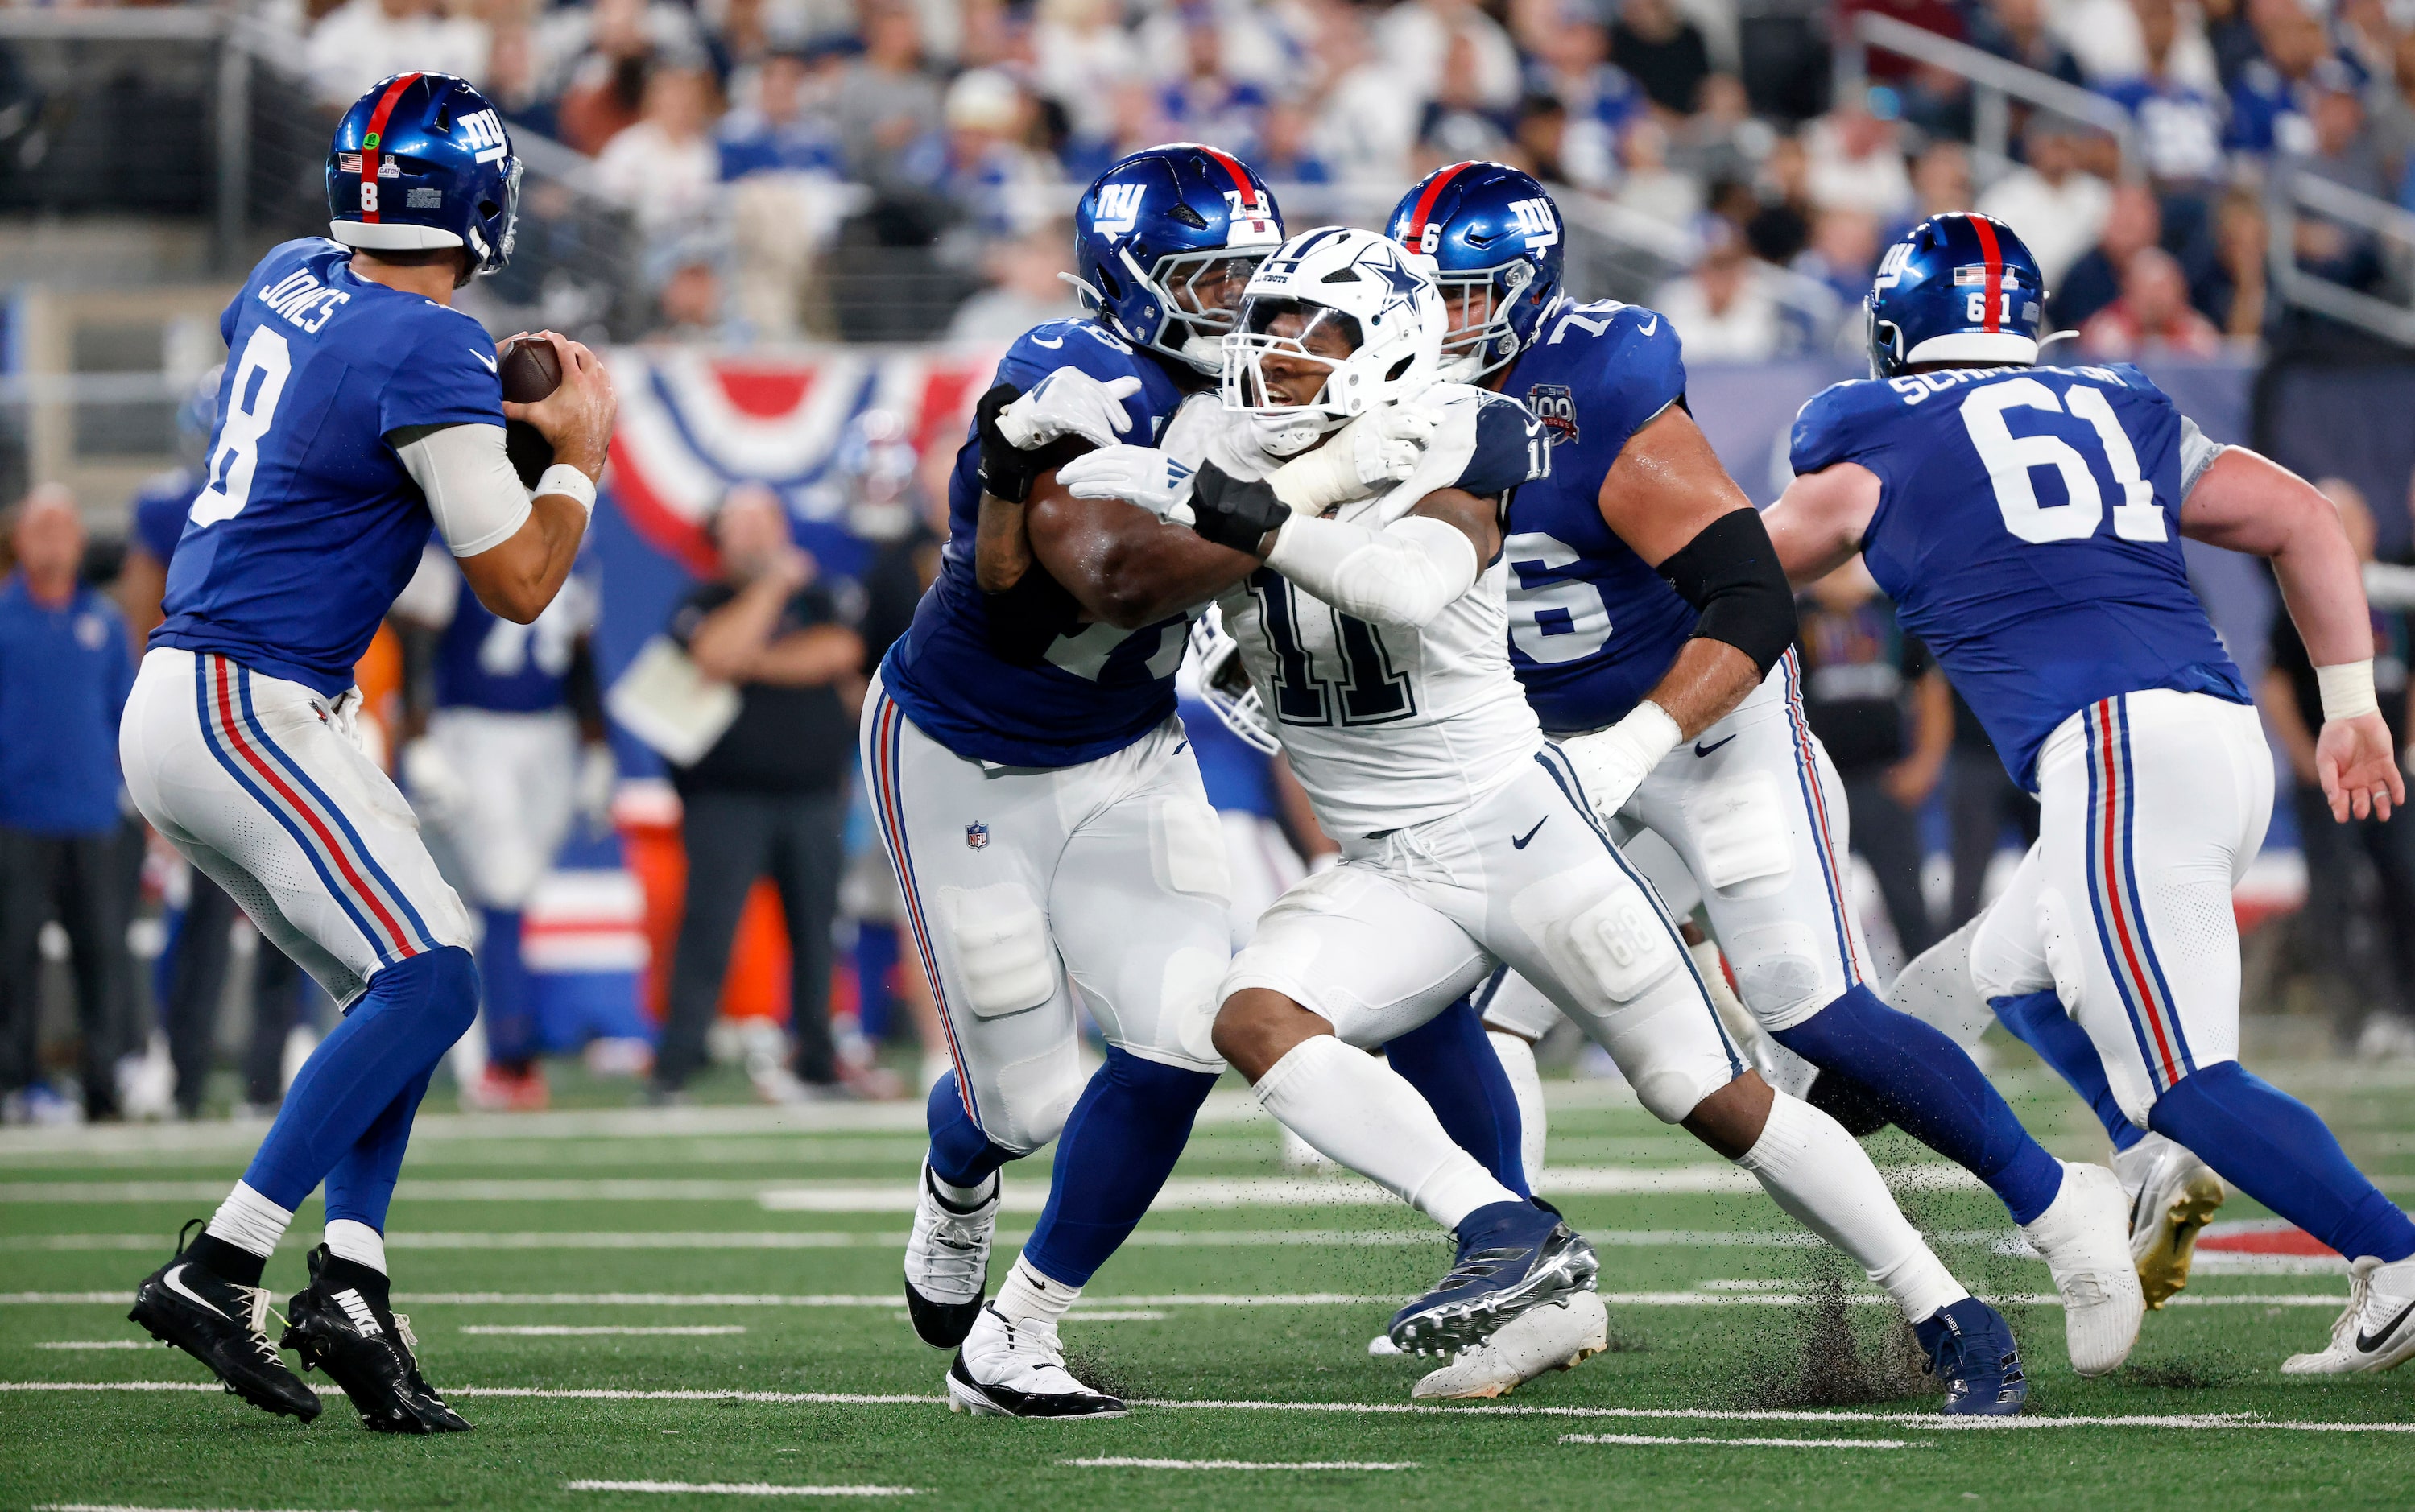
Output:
[2111,1134,2225,1309]
[2281,1254,2415,1375]
[945,1303,1127,1419]
[2019,1160,2145,1377]
[1410,1291,1610,1401]
[904,1161,997,1349]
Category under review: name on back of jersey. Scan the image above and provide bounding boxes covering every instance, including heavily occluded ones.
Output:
[1882,363,2136,407]
[256,267,353,335]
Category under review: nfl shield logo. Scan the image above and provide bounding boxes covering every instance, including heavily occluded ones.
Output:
[965,823,990,851]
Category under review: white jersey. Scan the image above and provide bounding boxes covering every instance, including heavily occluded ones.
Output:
[1166,383,1550,837]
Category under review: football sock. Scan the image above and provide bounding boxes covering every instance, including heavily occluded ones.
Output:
[1253,1034,1520,1232]
[322,1065,436,1237]
[196,1181,292,1285]
[2152,1060,2415,1264]
[1489,1030,1549,1191]
[239,945,478,1211]
[1773,984,2064,1225]
[1734,1091,1969,1323]
[323,1218,388,1275]
[1992,990,2149,1152]
[1383,998,1530,1197]
[478,907,538,1071]
[1019,1047,1218,1287]
[993,1254,1078,1326]
[924,1070,1018,1194]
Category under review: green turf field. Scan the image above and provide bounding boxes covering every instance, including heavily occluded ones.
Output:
[4,1056,2412,1511]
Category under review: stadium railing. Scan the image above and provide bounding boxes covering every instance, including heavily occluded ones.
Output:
[1835,10,2142,181]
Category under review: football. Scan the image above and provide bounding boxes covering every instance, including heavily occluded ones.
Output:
[496,333,559,486]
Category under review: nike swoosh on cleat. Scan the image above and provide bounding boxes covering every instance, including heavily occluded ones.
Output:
[2355,1299,2415,1354]
[1511,818,1547,849]
[1694,733,1737,758]
[473,349,498,373]
[160,1264,225,1320]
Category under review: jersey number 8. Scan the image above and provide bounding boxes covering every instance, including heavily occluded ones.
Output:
[1958,376,2166,547]
[191,327,294,528]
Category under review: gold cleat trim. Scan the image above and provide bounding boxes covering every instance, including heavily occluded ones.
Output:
[2136,1171,2226,1310]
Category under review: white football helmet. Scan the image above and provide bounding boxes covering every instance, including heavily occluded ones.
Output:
[1185,610,1277,756]
[1221,226,1448,452]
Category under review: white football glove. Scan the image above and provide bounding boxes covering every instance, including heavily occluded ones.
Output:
[1057,444,1198,522]
[399,737,471,828]
[995,369,1141,452]
[1266,406,1438,516]
[1556,703,1682,823]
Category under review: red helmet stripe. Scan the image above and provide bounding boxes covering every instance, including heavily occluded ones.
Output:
[1405,161,1475,245]
[356,72,422,225]
[1970,214,2004,334]
[1197,144,1258,210]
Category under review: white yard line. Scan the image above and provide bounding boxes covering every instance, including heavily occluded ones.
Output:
[1062,1458,1417,1471]
[561,1481,916,1498]
[1559,1433,1925,1450]
[34,1504,368,1512]
[0,1287,2351,1309]
[458,1325,747,1336]
[31,1341,147,1349]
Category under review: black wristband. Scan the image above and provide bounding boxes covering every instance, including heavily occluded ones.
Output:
[974,383,1038,504]
[981,564,1083,666]
[1656,506,1798,675]
[1187,460,1292,554]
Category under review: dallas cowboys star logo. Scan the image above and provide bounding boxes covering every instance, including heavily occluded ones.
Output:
[1366,246,1426,305]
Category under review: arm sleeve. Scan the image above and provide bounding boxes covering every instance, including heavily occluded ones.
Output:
[388,544,462,626]
[2177,413,2228,499]
[395,423,535,559]
[1262,512,1480,630]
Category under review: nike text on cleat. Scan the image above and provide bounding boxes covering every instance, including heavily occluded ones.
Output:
[1913,1297,2028,1415]
[945,1304,1127,1419]
[2018,1160,2144,1377]
[127,1221,320,1422]
[2281,1254,2415,1374]
[2112,1133,2225,1309]
[280,1246,469,1433]
[1410,1290,1610,1400]
[1387,1200,1600,1357]
[904,1161,999,1349]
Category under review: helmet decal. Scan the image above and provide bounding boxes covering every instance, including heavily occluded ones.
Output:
[1384,162,1565,383]
[1862,213,2048,379]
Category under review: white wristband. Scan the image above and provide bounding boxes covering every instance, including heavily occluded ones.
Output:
[536,463,598,518]
[2315,660,2379,721]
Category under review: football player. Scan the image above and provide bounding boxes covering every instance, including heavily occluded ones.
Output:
[123,73,614,1430]
[1374,164,2143,1382]
[1052,225,2028,1415]
[1763,211,2415,1376]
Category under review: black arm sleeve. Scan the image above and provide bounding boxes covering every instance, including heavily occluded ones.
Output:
[1655,506,1798,676]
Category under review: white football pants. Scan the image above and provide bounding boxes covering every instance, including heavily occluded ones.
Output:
[423,706,578,909]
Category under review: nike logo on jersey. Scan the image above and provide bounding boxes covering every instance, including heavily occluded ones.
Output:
[1694,733,1738,758]
[1511,818,1548,849]
[160,1264,224,1319]
[2356,1299,2415,1354]
[473,349,498,373]
[1636,314,1658,337]
[1028,333,1065,349]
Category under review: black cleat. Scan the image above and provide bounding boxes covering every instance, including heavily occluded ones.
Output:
[128,1220,322,1422]
[281,1246,469,1434]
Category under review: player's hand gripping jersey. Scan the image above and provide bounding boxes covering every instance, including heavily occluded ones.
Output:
[1790,362,2248,790]
[880,320,1194,767]
[1495,299,1700,734]
[153,238,511,696]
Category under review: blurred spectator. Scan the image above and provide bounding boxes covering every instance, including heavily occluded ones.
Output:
[1795,561,1949,960]
[306,0,488,113]
[553,0,712,154]
[1383,0,1524,114]
[897,69,1055,244]
[1420,30,1519,165]
[1744,133,1815,262]
[2051,179,2161,328]
[1061,79,1172,184]
[644,237,751,345]
[1611,0,1712,116]
[652,488,866,1105]
[0,487,134,1126]
[1967,0,2085,89]
[1793,207,1881,305]
[1673,72,1776,188]
[1654,230,1788,358]
[835,0,943,188]
[2098,0,2228,188]
[1162,10,1272,160]
[2076,246,2223,356]
[945,221,1082,341]
[2200,187,2270,338]
[1032,0,1140,147]
[1524,7,1646,188]
[1976,118,2113,284]
[1903,138,1973,225]
[717,43,845,180]
[1514,93,1577,182]
[2228,5,2336,156]
[2285,67,2390,288]
[595,66,724,242]
[1255,97,1334,183]
[2054,0,2219,88]
[2374,32,2415,188]
[1803,101,1913,219]
[1612,118,1702,226]
[1312,0,1424,184]
[2201,0,2266,92]
[2260,479,2415,1052]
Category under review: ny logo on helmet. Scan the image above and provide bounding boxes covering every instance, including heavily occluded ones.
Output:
[457,108,510,165]
[1507,198,1558,250]
[1094,183,1147,238]
[1873,242,1914,290]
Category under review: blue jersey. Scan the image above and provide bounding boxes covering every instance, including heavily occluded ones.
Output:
[1496,299,1698,735]
[1180,693,1280,820]
[1791,363,2248,790]
[155,238,504,697]
[433,568,591,715]
[129,468,201,567]
[0,580,134,835]
[880,320,1197,768]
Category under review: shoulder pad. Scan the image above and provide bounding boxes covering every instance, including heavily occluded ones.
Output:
[1789,379,1888,477]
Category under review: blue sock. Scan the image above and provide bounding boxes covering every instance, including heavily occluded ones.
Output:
[321,1064,436,1235]
[926,1070,1018,1191]
[1020,1047,1218,1287]
[1772,984,2063,1225]
[1991,990,2149,1152]
[478,907,538,1069]
[240,946,479,1210]
[1383,997,1529,1198]
[2152,1060,2415,1263]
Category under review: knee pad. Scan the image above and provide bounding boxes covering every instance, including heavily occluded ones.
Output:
[986,1035,1086,1152]
[1686,768,1796,897]
[1598,989,1737,1124]
[1722,919,1827,1031]
[1148,944,1229,1072]
[938,883,1056,1018]
[1546,882,1683,1006]
[1151,797,1233,905]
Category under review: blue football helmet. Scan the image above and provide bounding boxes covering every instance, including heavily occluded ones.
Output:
[326,72,520,282]
[1866,213,2047,379]
[1385,162,1564,382]
[1070,143,1284,374]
